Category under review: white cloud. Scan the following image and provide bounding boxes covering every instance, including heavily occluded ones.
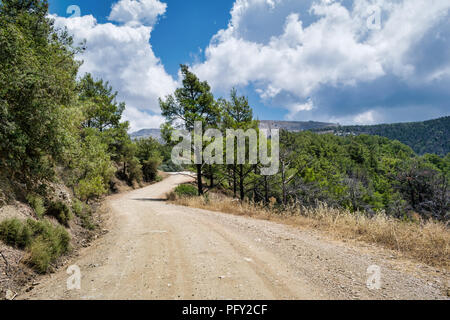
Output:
[353,110,378,125]
[286,98,314,120]
[53,1,176,132]
[108,0,167,26]
[192,0,450,121]
[327,110,380,125]
[122,107,165,130]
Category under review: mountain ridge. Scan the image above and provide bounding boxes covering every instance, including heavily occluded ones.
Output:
[314,116,450,156]
[130,117,449,156]
[130,120,338,140]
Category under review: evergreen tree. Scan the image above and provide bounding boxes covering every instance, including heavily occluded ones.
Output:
[160,65,220,195]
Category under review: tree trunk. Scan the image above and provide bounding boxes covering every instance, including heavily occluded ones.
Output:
[253,166,258,202]
[239,164,244,200]
[281,161,287,206]
[196,164,203,195]
[233,165,237,197]
[209,165,214,188]
[264,176,269,204]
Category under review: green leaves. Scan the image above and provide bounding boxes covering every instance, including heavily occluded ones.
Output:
[160,64,219,132]
[0,1,79,185]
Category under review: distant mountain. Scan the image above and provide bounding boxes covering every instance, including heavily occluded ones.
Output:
[129,117,449,156]
[315,116,450,156]
[129,128,163,141]
[259,120,337,131]
[129,120,337,141]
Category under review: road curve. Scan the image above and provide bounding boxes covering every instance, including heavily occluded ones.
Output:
[20,174,448,300]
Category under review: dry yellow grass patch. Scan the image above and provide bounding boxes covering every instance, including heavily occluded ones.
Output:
[169,192,449,268]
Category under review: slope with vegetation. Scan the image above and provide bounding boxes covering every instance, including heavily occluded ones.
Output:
[0,0,165,294]
[315,116,450,156]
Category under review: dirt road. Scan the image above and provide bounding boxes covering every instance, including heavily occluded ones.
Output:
[20,174,448,300]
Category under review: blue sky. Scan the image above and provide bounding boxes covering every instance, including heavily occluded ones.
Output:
[49,0,450,131]
[49,0,234,77]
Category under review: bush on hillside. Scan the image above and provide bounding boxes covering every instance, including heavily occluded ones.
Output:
[0,218,32,248]
[45,201,72,226]
[26,194,45,219]
[142,156,161,182]
[174,184,198,197]
[72,199,96,230]
[0,218,71,273]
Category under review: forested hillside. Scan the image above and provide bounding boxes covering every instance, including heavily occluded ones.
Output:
[315,116,450,156]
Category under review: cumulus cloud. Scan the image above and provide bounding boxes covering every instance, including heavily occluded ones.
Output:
[108,0,167,26]
[53,0,176,131]
[193,0,450,124]
[122,107,165,130]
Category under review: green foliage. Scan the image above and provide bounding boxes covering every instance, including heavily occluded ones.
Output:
[79,211,96,230]
[77,73,125,133]
[0,218,32,248]
[71,199,84,216]
[75,176,108,202]
[159,161,183,172]
[0,0,80,186]
[1,0,143,200]
[0,218,71,273]
[160,64,219,131]
[135,136,180,173]
[317,116,450,156]
[72,199,95,230]
[66,129,115,200]
[136,137,163,182]
[261,130,449,220]
[45,201,72,226]
[26,219,71,273]
[117,140,143,185]
[219,88,259,199]
[26,194,45,218]
[142,157,161,182]
[174,184,198,197]
[160,64,221,194]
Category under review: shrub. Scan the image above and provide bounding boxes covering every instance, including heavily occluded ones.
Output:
[72,199,96,230]
[71,199,84,216]
[28,238,52,273]
[80,213,96,230]
[0,219,71,273]
[0,218,32,248]
[174,184,198,197]
[142,156,161,182]
[45,201,72,226]
[160,160,183,173]
[26,194,45,218]
[75,176,108,202]
[126,157,143,185]
[26,220,71,273]
[80,208,96,230]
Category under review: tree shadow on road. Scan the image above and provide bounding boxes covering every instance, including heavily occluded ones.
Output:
[131,198,167,202]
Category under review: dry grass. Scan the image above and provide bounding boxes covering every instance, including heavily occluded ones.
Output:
[169,192,449,268]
